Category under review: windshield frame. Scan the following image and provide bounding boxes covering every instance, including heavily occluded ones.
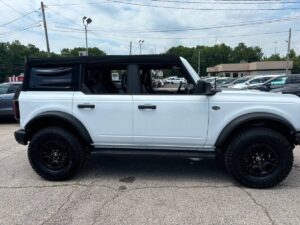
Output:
[180,57,200,83]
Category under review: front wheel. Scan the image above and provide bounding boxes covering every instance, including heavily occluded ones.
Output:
[225,128,294,188]
[28,127,86,181]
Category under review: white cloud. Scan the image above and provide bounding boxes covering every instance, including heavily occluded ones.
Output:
[0,0,300,57]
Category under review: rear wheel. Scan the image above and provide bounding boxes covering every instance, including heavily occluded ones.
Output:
[225,128,293,188]
[28,127,86,181]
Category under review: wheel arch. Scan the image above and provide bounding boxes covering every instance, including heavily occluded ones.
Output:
[215,112,297,149]
[25,111,93,146]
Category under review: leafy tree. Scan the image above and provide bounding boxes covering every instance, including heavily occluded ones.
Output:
[231,43,263,63]
[61,47,106,57]
[0,41,106,82]
[265,54,282,61]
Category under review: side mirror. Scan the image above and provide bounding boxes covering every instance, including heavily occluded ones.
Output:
[245,82,249,85]
[194,80,217,95]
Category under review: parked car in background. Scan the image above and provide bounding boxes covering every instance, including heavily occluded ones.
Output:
[230,75,279,89]
[202,77,216,84]
[223,76,252,88]
[216,77,236,88]
[0,82,22,118]
[152,79,164,88]
[270,84,300,97]
[165,76,187,84]
[247,74,300,92]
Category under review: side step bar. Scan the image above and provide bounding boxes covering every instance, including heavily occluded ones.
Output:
[90,148,217,158]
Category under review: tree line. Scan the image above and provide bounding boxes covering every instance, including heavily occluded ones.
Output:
[0,40,299,82]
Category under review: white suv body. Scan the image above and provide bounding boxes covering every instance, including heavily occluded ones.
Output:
[14,55,300,188]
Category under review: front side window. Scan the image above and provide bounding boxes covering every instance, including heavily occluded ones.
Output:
[82,65,127,94]
[29,67,75,90]
[139,64,193,95]
[249,77,265,84]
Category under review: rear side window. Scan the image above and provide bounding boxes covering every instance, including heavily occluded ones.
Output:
[28,67,78,90]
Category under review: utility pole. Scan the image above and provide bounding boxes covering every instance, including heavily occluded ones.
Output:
[85,25,88,53]
[285,28,291,76]
[83,17,92,56]
[275,41,277,55]
[129,41,132,55]
[198,50,200,75]
[41,1,50,56]
[139,40,144,55]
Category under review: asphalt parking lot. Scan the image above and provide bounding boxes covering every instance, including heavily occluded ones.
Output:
[0,122,300,225]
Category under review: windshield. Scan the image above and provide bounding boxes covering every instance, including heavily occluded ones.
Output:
[180,57,200,83]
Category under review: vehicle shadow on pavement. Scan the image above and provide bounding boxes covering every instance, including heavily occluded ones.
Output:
[78,154,231,184]
[0,117,18,124]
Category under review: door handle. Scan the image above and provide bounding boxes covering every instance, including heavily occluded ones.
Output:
[78,104,95,109]
[138,104,156,110]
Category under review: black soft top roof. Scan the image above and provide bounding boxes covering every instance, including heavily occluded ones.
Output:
[26,54,182,66]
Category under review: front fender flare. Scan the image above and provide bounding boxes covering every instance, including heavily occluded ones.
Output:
[215,112,296,147]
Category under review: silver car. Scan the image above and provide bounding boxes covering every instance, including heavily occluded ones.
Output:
[0,82,22,118]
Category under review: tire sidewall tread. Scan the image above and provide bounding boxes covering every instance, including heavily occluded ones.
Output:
[225,127,294,188]
[28,127,85,181]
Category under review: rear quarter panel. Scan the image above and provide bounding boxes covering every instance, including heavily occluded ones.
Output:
[19,91,74,129]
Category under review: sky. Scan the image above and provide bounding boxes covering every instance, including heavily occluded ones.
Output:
[0,0,300,57]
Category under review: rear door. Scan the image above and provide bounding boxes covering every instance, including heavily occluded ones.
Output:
[132,63,209,149]
[73,63,133,147]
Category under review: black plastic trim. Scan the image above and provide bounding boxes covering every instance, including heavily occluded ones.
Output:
[215,112,296,147]
[14,129,27,145]
[25,111,92,144]
[296,132,300,145]
[91,148,216,158]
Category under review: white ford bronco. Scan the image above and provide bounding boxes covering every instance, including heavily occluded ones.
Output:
[14,55,300,188]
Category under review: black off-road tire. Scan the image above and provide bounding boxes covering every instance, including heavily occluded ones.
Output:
[225,127,294,188]
[28,127,86,181]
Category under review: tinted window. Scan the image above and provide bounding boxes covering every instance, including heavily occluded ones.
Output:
[291,76,300,84]
[7,84,21,94]
[270,77,287,86]
[29,67,74,90]
[0,84,9,94]
[83,65,127,94]
[249,77,265,84]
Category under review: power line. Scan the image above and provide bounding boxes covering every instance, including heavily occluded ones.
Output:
[0,10,38,29]
[48,0,300,7]
[46,6,83,29]
[0,23,41,38]
[0,0,23,15]
[84,15,300,33]
[151,0,300,4]
[47,26,290,40]
[47,0,300,10]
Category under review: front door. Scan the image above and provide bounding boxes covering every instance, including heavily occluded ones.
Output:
[132,64,209,149]
[133,95,209,149]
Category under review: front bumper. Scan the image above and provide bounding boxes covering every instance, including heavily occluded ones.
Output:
[14,129,28,145]
[296,132,300,145]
